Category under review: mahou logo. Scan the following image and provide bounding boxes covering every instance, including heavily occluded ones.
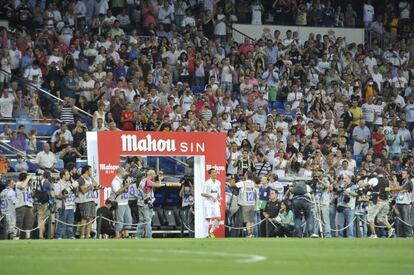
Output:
[121,134,177,152]
[100,164,119,174]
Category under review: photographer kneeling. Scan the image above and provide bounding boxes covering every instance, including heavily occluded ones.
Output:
[136,169,164,239]
[111,167,132,239]
[54,169,78,239]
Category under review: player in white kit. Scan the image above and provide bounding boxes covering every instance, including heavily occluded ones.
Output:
[201,168,221,238]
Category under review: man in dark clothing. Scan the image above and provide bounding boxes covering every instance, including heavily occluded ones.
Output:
[263,189,281,237]
[97,200,115,238]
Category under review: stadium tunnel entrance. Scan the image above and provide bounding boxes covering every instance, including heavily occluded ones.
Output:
[86,131,227,238]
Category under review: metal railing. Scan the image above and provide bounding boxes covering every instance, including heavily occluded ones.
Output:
[227,23,256,43]
[0,69,93,118]
[0,139,36,161]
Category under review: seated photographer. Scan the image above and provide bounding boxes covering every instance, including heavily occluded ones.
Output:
[274,201,295,237]
[111,167,132,239]
[97,200,115,238]
[54,169,78,239]
[262,189,281,237]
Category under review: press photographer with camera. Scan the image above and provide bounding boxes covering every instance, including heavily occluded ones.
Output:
[15,173,34,239]
[111,167,132,239]
[33,171,53,239]
[366,170,395,238]
[289,177,318,238]
[54,169,78,239]
[236,171,257,237]
[136,169,164,238]
[388,170,413,237]
[354,178,370,238]
[77,165,99,239]
[0,179,17,239]
[336,175,358,238]
[179,175,194,237]
[313,171,332,238]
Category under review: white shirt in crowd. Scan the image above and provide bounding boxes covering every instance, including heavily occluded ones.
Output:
[251,4,263,25]
[0,93,15,118]
[36,150,57,169]
[363,3,375,24]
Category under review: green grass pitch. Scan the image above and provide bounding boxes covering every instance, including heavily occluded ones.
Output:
[0,239,413,275]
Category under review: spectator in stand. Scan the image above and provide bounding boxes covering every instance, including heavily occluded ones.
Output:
[0,88,16,118]
[363,0,375,28]
[36,143,56,171]
[14,154,29,173]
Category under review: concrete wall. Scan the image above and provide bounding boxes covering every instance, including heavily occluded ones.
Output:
[232,24,365,45]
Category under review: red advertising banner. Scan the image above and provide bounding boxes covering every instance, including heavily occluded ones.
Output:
[95,131,227,238]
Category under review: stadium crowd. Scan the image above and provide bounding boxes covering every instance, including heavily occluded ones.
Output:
[0,0,414,239]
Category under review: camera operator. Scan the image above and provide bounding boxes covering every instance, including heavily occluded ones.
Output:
[0,179,17,239]
[111,167,132,239]
[354,178,370,238]
[54,169,78,239]
[314,171,332,238]
[236,172,257,238]
[15,173,34,239]
[126,159,144,224]
[179,175,194,237]
[33,171,53,239]
[225,175,243,237]
[388,169,413,237]
[367,170,395,238]
[136,169,164,238]
[289,177,318,238]
[336,175,358,238]
[77,165,98,239]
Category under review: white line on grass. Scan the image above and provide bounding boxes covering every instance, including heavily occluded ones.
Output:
[43,247,267,264]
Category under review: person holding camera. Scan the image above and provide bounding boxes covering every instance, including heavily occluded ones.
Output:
[367,171,395,238]
[15,172,34,239]
[290,179,318,238]
[136,169,164,238]
[179,175,194,237]
[77,165,98,239]
[314,171,332,238]
[236,171,257,238]
[354,178,370,238]
[336,175,358,238]
[111,167,132,239]
[33,171,53,239]
[54,169,78,239]
[389,170,413,237]
[0,179,17,239]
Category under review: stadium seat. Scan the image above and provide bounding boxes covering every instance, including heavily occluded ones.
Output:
[191,85,204,95]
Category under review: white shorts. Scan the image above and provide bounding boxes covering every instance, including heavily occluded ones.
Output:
[204,204,221,219]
